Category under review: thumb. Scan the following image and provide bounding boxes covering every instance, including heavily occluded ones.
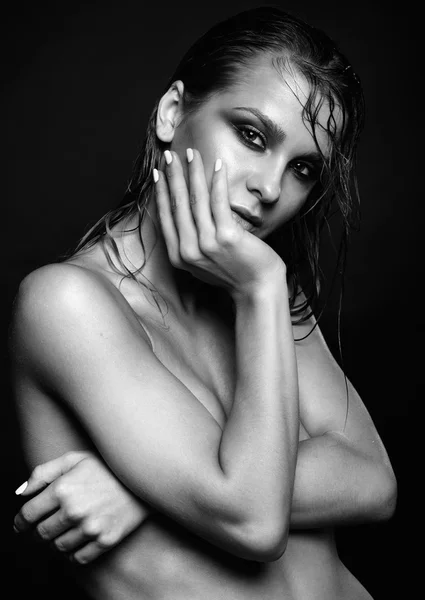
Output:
[15,451,88,496]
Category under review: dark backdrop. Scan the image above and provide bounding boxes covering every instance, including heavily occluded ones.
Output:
[2,1,417,598]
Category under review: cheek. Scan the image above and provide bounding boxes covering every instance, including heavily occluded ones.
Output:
[188,125,249,194]
[170,124,221,189]
[281,177,312,216]
[262,184,311,237]
[189,121,226,171]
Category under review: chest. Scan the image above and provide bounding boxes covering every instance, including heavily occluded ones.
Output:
[141,315,236,429]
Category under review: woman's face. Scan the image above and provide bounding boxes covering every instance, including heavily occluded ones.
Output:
[169,55,337,239]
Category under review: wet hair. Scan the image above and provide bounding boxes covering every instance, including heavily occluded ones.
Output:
[68,5,364,324]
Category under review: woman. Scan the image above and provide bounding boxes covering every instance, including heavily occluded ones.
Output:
[10,6,396,600]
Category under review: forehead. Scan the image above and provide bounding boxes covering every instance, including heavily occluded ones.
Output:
[209,55,341,157]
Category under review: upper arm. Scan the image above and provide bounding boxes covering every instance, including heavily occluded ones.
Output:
[293,306,393,471]
[10,264,237,540]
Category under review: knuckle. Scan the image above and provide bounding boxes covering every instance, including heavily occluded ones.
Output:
[58,510,73,528]
[168,253,182,268]
[179,246,201,264]
[31,465,44,482]
[72,552,89,565]
[97,530,120,549]
[36,523,50,541]
[59,496,85,522]
[189,192,199,206]
[53,539,66,552]
[216,228,238,246]
[198,235,217,254]
[169,193,179,213]
[166,165,177,179]
[179,248,193,263]
[19,505,33,525]
[82,520,101,537]
[53,480,71,501]
[65,506,84,522]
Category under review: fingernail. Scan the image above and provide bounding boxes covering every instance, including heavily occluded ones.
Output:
[186,148,194,163]
[164,150,172,165]
[15,481,28,495]
[214,158,222,172]
[13,525,20,534]
[153,168,159,183]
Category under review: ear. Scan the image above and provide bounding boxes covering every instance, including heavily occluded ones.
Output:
[156,80,185,143]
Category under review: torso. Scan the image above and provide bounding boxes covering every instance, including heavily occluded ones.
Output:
[14,249,374,600]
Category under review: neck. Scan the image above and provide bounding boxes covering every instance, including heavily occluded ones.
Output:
[104,193,232,323]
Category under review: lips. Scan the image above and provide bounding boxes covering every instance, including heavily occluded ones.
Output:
[231,210,256,232]
[230,205,263,229]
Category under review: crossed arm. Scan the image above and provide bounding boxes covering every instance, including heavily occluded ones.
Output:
[11,268,397,564]
[11,147,396,565]
[12,262,299,563]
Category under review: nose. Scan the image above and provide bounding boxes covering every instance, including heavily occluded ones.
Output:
[246,157,283,204]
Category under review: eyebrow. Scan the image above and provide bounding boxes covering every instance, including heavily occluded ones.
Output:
[232,106,325,164]
[233,106,287,144]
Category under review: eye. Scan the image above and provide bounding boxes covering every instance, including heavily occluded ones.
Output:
[290,161,318,183]
[234,125,267,151]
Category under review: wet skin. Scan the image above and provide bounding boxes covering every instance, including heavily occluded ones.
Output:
[161,55,336,241]
[11,56,386,599]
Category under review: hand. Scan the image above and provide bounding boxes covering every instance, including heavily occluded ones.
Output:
[14,451,152,564]
[155,149,286,298]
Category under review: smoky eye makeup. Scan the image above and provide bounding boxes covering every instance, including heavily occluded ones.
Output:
[289,159,320,182]
[226,109,268,150]
[232,122,267,150]
[226,108,326,180]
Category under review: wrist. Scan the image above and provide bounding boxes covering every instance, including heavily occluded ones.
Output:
[230,266,288,306]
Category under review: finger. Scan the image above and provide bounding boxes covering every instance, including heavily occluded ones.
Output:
[211,158,240,242]
[186,148,215,238]
[15,452,87,497]
[14,486,60,533]
[154,168,180,266]
[163,150,198,247]
[71,533,119,565]
[209,159,234,231]
[53,519,101,553]
[33,507,78,542]
[71,542,107,565]
[53,529,85,553]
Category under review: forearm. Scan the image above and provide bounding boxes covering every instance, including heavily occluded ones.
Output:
[217,275,299,548]
[290,432,397,528]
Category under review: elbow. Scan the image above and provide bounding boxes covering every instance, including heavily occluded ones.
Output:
[377,468,398,521]
[234,517,289,562]
[366,464,398,522]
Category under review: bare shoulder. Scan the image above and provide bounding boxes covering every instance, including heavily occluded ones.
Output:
[17,260,118,300]
[10,262,151,371]
[17,263,90,306]
[12,262,117,330]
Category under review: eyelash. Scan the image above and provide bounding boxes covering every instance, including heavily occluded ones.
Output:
[235,124,267,151]
[290,161,319,183]
[234,124,319,184]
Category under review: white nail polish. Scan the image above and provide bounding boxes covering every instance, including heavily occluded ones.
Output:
[214,158,222,172]
[186,148,194,163]
[164,150,172,165]
[153,168,159,183]
[15,481,28,495]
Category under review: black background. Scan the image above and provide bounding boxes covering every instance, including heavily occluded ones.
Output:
[2,1,417,598]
